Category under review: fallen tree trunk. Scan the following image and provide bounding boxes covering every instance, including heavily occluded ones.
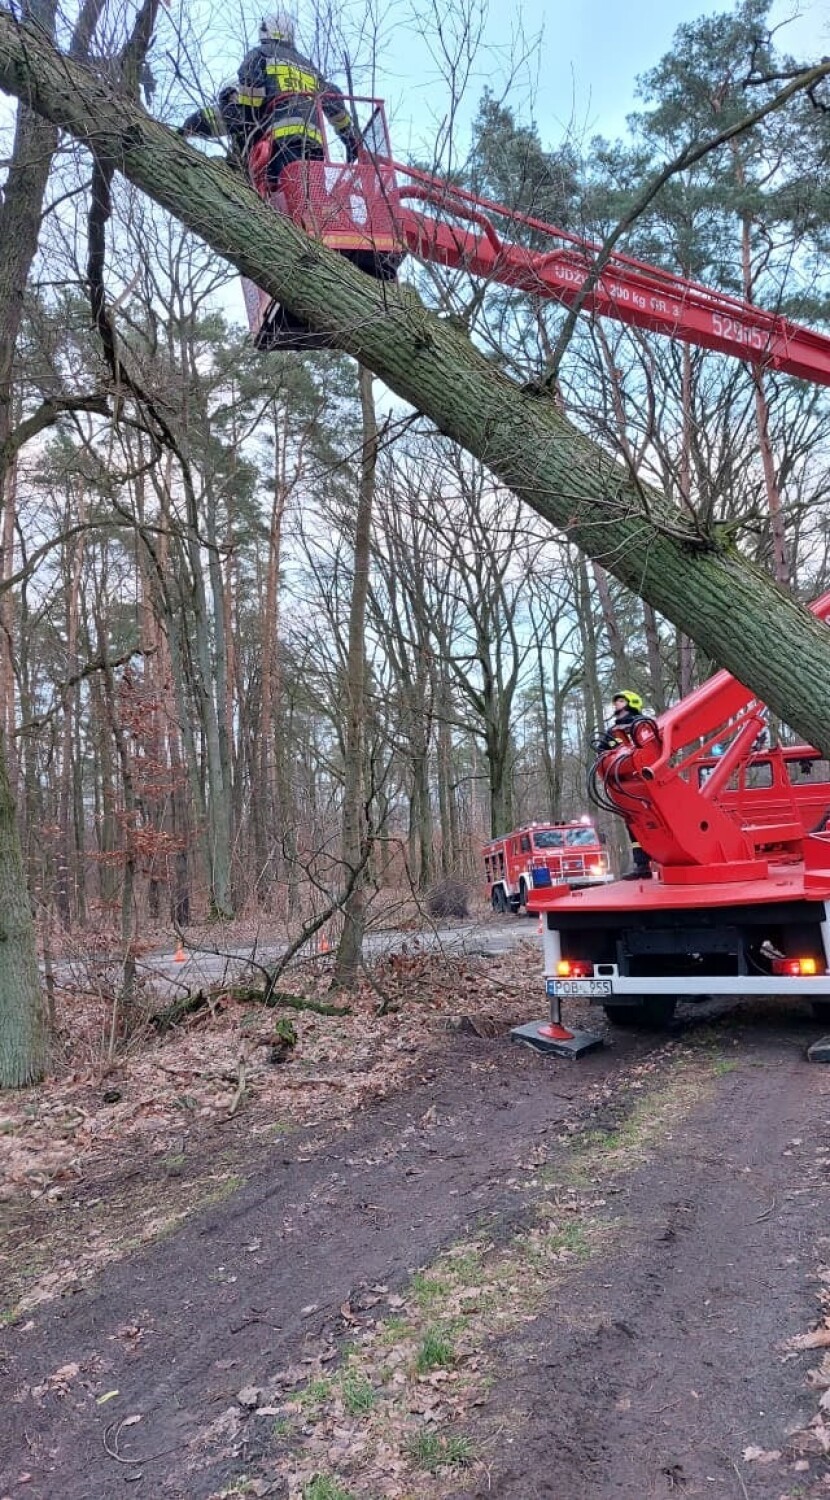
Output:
[0,16,829,747]
[150,986,350,1032]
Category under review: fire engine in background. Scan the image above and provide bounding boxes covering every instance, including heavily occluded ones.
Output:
[483,820,611,913]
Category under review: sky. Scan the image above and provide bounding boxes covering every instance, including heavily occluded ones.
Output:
[368,0,830,157]
[204,0,829,160]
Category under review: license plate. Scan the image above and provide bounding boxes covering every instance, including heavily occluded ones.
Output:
[547,978,612,998]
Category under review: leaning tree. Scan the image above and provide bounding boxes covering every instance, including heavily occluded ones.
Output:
[0,9,829,1081]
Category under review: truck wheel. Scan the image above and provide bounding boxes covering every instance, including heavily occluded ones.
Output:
[604,998,677,1029]
[491,887,508,914]
[518,880,529,912]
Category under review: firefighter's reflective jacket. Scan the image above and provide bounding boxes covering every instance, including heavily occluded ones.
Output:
[180,87,249,158]
[236,38,358,159]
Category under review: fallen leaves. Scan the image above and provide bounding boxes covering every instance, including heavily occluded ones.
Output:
[3,939,544,1316]
[777,1257,830,1473]
[109,1319,145,1345]
[31,1361,81,1398]
[786,1326,830,1351]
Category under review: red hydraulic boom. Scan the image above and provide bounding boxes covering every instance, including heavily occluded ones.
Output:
[390,166,830,385]
[591,591,830,885]
[244,95,830,384]
[240,94,830,884]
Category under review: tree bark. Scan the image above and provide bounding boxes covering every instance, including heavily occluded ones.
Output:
[576,554,604,746]
[256,404,291,903]
[0,727,47,1085]
[56,491,85,928]
[0,459,19,790]
[0,0,108,1084]
[98,641,137,1050]
[0,5,60,1085]
[256,495,280,897]
[195,464,234,917]
[1,22,830,752]
[435,666,459,874]
[591,561,628,685]
[332,365,377,990]
[643,601,667,713]
[733,145,790,588]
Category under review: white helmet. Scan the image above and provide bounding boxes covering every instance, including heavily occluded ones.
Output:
[260,11,295,43]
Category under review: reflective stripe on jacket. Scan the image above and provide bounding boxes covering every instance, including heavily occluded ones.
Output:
[237,38,356,154]
[181,93,250,157]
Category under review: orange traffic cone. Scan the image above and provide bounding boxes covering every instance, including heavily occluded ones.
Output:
[173,942,188,963]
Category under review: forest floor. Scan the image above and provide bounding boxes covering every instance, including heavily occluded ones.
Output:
[3,916,830,1499]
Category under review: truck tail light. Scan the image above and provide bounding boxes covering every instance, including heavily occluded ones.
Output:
[556,959,594,978]
[771,956,820,976]
[588,860,606,876]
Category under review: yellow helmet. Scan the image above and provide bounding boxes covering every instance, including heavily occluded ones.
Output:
[613,689,643,713]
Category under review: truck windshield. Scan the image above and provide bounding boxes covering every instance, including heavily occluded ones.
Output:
[565,827,598,847]
[532,830,565,849]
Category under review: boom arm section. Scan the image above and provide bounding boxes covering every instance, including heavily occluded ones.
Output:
[247,97,830,384]
[387,165,830,386]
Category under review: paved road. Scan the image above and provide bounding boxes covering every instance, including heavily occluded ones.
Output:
[58,914,537,1002]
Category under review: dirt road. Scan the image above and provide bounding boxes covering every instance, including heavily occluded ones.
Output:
[2,1000,830,1500]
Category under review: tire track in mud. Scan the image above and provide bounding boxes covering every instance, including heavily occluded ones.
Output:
[1,1006,826,1499]
[0,1020,668,1499]
[452,1024,830,1500]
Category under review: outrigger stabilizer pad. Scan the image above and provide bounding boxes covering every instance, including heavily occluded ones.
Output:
[807,1035,830,1064]
[510,1020,604,1059]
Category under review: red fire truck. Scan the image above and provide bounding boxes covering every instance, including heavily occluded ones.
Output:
[483,821,610,913]
[525,592,830,1039]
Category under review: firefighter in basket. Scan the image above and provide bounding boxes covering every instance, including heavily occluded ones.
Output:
[178,79,250,162]
[237,11,359,188]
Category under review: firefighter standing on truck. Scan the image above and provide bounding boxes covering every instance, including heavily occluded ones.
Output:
[601,690,652,880]
[237,12,359,188]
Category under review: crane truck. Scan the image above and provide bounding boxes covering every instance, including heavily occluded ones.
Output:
[237,94,830,1049]
[527,609,830,1046]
